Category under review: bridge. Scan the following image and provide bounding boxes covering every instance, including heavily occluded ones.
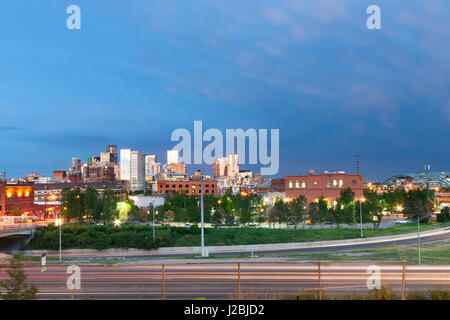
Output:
[0,222,52,251]
[0,223,37,238]
[382,172,450,189]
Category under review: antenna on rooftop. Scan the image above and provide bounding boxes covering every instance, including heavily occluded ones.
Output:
[356,153,360,174]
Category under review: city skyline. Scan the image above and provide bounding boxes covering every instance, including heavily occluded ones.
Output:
[1,1,449,180]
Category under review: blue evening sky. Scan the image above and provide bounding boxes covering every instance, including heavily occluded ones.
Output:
[0,0,449,181]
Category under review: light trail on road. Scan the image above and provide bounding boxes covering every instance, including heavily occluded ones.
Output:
[1,263,448,299]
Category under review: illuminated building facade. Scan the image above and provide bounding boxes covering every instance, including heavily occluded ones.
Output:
[272,171,364,205]
[0,182,34,217]
[157,179,218,196]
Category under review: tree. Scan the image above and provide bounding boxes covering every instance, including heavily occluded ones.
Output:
[211,207,224,226]
[220,191,235,227]
[404,189,434,221]
[288,196,307,229]
[335,188,356,225]
[273,198,288,227]
[383,189,407,213]
[83,187,101,222]
[100,189,119,223]
[0,259,38,300]
[61,187,84,222]
[360,189,380,223]
[437,207,450,222]
[308,202,320,228]
[326,207,337,229]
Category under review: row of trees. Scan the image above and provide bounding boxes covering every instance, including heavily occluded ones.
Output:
[61,187,140,223]
[159,187,437,228]
[60,186,438,227]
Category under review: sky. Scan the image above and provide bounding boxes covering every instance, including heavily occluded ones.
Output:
[0,0,449,181]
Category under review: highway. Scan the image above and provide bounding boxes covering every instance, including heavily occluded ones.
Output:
[1,263,448,299]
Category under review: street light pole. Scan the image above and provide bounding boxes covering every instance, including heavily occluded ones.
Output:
[200,175,205,257]
[418,164,431,265]
[359,200,363,238]
[152,201,156,243]
[417,216,421,264]
[359,197,365,238]
[59,211,62,263]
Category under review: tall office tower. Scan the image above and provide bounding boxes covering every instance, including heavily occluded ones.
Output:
[167,150,179,165]
[213,157,226,177]
[119,149,131,181]
[213,153,239,178]
[226,153,239,177]
[72,158,82,170]
[100,152,114,163]
[145,154,157,177]
[107,145,118,164]
[130,151,145,191]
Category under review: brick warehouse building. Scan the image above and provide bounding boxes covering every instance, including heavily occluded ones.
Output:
[272,171,364,205]
[157,179,218,197]
[0,181,34,217]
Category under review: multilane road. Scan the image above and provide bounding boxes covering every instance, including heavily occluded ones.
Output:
[1,263,448,299]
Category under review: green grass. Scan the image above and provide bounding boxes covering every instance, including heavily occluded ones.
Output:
[25,221,450,251]
[184,221,450,247]
[221,241,450,264]
[12,253,124,265]
[282,287,450,300]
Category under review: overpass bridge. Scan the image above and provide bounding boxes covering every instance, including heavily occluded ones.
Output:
[0,222,51,251]
[0,222,51,238]
[0,224,37,238]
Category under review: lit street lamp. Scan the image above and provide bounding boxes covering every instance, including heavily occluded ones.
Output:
[56,211,62,262]
[396,204,403,220]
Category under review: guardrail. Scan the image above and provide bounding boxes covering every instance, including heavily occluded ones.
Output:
[0,222,50,233]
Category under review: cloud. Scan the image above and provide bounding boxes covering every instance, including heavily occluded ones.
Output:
[0,126,21,131]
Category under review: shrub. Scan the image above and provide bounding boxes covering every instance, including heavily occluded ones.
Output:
[367,286,399,300]
[437,207,450,222]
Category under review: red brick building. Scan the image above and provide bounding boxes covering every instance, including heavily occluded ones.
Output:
[272,172,364,205]
[85,165,115,183]
[0,182,34,217]
[157,179,218,197]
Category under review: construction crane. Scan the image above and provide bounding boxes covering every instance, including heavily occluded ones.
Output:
[49,159,68,171]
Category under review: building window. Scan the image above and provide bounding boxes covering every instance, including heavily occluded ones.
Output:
[313,180,318,185]
[288,180,293,188]
[327,179,331,188]
[352,180,357,185]
[333,180,337,187]
[301,180,306,188]
[339,180,343,188]
[295,180,299,189]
